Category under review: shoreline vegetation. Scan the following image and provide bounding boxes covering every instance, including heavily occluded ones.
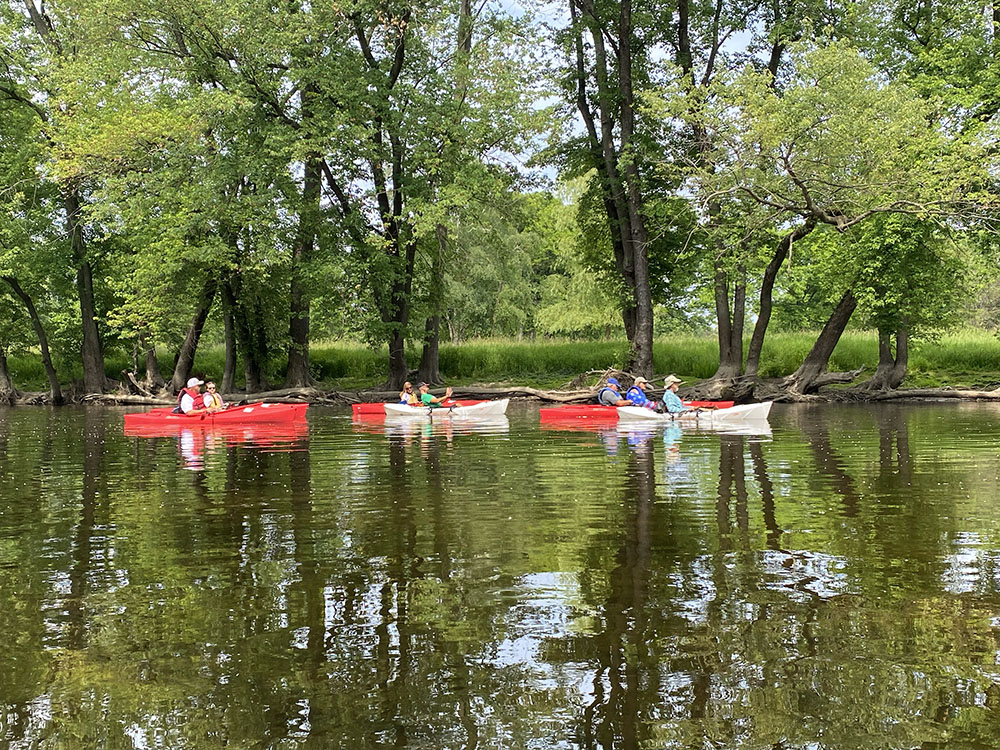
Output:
[7,330,1000,406]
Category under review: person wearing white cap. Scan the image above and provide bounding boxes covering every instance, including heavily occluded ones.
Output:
[176,377,205,414]
[625,377,656,409]
[660,374,690,414]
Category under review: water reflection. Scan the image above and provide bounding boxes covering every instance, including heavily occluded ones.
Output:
[2,404,1000,747]
[125,420,310,470]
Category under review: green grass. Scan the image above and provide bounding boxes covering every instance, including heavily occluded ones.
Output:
[11,329,1000,392]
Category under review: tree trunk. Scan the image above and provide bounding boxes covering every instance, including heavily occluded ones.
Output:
[418,223,447,384]
[784,290,858,394]
[222,283,237,393]
[227,281,268,393]
[862,324,908,390]
[379,232,418,390]
[617,0,654,376]
[418,315,441,384]
[65,188,105,393]
[710,261,747,381]
[140,336,165,390]
[571,0,654,357]
[170,276,217,392]
[388,327,409,390]
[745,220,816,378]
[621,306,637,341]
[3,276,62,404]
[0,348,16,404]
[285,143,321,388]
[892,324,909,387]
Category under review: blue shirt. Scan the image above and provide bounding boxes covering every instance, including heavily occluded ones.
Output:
[661,389,688,414]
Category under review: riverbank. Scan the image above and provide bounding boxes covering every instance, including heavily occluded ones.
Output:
[7,329,1000,400]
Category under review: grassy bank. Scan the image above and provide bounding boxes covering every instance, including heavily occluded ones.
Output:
[13,329,1000,392]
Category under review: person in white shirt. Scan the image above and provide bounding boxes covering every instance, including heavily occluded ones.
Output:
[178,377,205,414]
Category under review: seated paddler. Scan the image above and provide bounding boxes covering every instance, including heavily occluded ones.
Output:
[176,377,205,414]
[660,374,691,414]
[202,381,225,411]
[625,376,656,409]
[418,382,454,407]
[596,377,631,407]
[399,381,420,405]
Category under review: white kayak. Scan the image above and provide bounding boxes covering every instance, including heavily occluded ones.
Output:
[383,398,510,418]
[617,401,773,424]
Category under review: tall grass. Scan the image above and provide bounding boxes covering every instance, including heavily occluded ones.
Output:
[11,328,1000,392]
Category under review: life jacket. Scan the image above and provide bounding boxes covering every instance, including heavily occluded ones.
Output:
[596,387,619,405]
[625,386,647,405]
[174,386,202,413]
[203,392,223,410]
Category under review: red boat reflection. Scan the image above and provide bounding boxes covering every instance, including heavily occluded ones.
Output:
[125,419,310,445]
[125,420,310,471]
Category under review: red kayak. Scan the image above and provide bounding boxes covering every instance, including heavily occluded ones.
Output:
[539,401,734,422]
[124,402,309,428]
[351,400,484,416]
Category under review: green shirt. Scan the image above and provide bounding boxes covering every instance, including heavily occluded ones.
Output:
[419,392,440,408]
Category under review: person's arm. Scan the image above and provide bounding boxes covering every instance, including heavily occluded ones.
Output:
[182,393,206,415]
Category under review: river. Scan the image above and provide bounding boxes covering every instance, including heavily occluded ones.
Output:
[1,402,999,748]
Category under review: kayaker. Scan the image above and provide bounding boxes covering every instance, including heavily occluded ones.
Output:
[399,381,419,405]
[660,374,691,414]
[418,382,454,407]
[202,381,225,411]
[596,377,630,406]
[177,377,205,414]
[625,377,656,409]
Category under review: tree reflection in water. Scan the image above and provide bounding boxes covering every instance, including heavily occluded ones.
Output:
[2,405,1000,747]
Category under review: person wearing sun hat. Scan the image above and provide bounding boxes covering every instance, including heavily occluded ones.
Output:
[625,376,656,409]
[660,374,690,414]
[596,377,631,406]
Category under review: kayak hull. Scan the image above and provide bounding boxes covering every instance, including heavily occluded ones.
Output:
[383,398,509,418]
[124,402,309,427]
[617,401,772,424]
[352,400,485,416]
[539,400,735,422]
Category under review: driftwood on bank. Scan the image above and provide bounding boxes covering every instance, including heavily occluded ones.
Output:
[859,386,1000,401]
[341,386,599,404]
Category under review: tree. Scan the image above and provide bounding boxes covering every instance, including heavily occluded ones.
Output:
[0,0,109,392]
[558,0,658,376]
[677,40,990,394]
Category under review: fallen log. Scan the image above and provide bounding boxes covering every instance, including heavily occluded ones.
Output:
[78,393,173,406]
[864,387,1000,402]
[236,386,335,403]
[343,386,600,404]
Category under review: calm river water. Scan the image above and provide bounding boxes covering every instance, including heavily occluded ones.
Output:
[1,402,1000,749]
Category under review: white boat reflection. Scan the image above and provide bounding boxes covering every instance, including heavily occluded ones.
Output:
[353,414,510,438]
